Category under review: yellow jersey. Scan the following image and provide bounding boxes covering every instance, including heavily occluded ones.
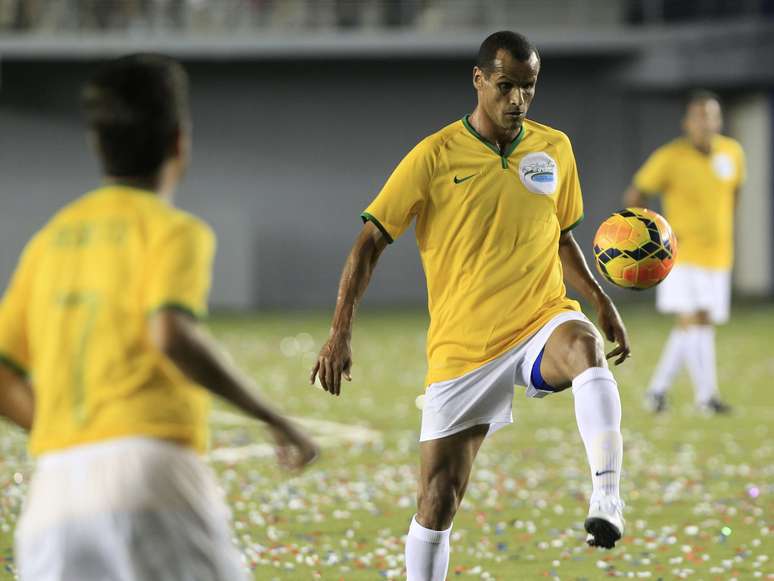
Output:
[634,135,745,270]
[0,186,215,456]
[363,117,584,386]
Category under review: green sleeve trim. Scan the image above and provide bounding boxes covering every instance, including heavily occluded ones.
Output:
[361,212,394,244]
[561,214,584,234]
[0,353,30,381]
[147,302,206,321]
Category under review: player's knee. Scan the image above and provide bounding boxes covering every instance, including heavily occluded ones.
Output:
[417,480,461,530]
[566,330,605,372]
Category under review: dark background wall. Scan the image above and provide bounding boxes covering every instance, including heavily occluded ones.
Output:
[0,57,711,309]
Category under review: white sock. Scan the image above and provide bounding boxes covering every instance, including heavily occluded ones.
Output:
[405,515,452,581]
[648,328,687,396]
[572,367,623,499]
[685,325,719,404]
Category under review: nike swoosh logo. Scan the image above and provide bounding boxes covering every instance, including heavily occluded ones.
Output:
[595,470,615,476]
[453,173,477,184]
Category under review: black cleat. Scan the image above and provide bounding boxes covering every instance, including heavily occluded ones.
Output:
[585,517,623,549]
[584,495,624,549]
[698,397,732,415]
[645,392,667,414]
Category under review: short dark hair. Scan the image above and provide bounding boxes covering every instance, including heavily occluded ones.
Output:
[477,31,539,74]
[82,54,189,178]
[686,89,721,109]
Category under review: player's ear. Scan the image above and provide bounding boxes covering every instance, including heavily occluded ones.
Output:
[472,66,484,92]
[171,125,191,164]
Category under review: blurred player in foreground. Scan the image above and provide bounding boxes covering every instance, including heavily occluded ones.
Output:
[0,54,317,580]
[312,31,630,580]
[624,91,746,414]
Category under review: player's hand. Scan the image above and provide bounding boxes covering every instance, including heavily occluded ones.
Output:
[595,295,631,365]
[309,333,352,396]
[268,420,319,472]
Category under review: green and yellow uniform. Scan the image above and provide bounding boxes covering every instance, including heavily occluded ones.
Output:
[0,186,215,456]
[634,135,745,270]
[363,116,584,386]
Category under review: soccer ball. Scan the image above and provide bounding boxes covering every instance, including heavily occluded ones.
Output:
[593,208,677,290]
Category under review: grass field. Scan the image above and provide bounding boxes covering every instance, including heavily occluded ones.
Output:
[1,302,772,580]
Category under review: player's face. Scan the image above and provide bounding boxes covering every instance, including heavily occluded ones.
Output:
[683,99,722,145]
[474,50,540,134]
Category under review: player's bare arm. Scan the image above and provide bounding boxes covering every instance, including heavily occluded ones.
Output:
[310,221,389,396]
[149,309,318,471]
[558,230,630,365]
[623,185,645,208]
[0,365,34,431]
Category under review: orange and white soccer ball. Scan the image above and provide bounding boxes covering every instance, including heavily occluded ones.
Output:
[593,208,677,290]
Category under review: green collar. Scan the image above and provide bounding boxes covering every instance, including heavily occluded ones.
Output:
[462,114,525,165]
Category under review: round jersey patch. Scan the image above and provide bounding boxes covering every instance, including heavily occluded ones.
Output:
[518,152,558,195]
[712,153,734,181]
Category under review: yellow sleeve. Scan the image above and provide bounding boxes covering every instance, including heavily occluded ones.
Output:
[633,146,671,196]
[362,137,435,243]
[0,238,40,379]
[145,219,216,319]
[556,136,584,233]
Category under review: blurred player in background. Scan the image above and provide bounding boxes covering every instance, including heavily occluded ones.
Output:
[0,54,317,580]
[624,91,746,414]
[312,31,630,580]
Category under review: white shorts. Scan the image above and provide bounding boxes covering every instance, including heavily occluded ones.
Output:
[656,264,731,324]
[15,437,248,581]
[420,311,590,442]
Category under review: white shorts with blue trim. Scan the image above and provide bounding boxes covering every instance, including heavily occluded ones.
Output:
[419,310,591,442]
[656,264,731,324]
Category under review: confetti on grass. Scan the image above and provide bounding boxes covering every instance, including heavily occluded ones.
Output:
[0,306,772,580]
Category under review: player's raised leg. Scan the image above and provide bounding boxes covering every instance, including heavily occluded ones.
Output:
[540,319,625,549]
[406,424,489,581]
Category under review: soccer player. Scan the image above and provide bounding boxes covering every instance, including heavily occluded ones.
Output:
[311,31,631,579]
[0,54,318,580]
[624,91,745,414]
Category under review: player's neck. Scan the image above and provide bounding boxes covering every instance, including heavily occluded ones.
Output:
[687,135,714,155]
[469,108,522,153]
[105,175,161,194]
[104,170,177,203]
